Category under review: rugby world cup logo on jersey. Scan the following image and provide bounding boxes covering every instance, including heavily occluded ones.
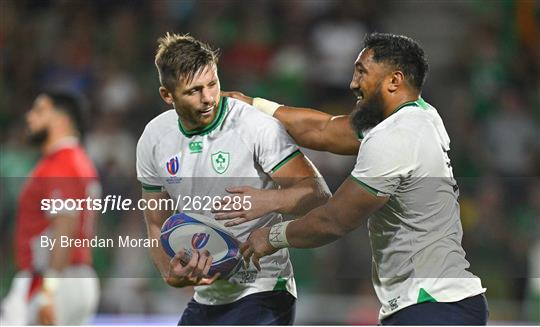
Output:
[191,233,210,249]
[164,154,182,184]
[166,156,180,175]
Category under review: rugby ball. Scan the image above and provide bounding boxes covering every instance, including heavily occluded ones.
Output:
[160,212,242,279]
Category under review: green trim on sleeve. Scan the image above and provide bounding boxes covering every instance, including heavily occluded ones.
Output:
[141,183,163,192]
[177,96,228,138]
[350,175,383,196]
[270,150,302,173]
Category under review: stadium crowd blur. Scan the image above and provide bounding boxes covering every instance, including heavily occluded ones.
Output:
[1,0,539,324]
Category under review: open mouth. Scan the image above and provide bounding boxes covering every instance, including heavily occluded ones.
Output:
[355,90,364,103]
[199,106,214,117]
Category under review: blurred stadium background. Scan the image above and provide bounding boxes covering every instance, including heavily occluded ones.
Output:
[1,0,539,325]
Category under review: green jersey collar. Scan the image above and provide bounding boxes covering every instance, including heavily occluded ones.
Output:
[391,97,429,115]
[177,96,228,137]
[357,98,428,140]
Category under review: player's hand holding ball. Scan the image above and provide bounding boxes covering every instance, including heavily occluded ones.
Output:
[166,249,220,287]
[160,213,243,287]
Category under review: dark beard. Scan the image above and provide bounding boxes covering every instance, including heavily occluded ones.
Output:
[351,87,385,134]
[27,128,48,147]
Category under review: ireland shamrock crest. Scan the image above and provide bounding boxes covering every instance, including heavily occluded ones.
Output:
[211,151,230,174]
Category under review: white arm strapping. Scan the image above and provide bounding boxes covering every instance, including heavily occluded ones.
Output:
[268,220,292,249]
[252,97,282,116]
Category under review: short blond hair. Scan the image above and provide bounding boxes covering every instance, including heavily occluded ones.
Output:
[155,32,219,90]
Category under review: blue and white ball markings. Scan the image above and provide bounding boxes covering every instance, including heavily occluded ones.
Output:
[160,212,242,279]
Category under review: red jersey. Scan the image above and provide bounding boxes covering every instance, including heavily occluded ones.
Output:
[14,139,99,271]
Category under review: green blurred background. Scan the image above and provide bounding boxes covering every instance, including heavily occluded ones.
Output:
[1,0,539,324]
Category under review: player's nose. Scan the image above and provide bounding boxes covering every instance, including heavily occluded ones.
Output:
[350,79,359,92]
[201,88,214,105]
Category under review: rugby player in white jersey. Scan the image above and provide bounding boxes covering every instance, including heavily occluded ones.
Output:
[136,33,330,325]
[237,33,488,325]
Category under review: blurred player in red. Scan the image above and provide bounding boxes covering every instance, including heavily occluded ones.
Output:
[1,90,100,325]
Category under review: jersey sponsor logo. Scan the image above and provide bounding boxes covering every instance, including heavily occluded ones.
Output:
[191,233,210,249]
[166,156,180,175]
[189,141,203,154]
[211,151,230,174]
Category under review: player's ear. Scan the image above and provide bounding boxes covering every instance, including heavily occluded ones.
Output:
[388,70,404,93]
[159,86,174,105]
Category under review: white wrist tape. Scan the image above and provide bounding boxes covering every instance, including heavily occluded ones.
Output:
[252,97,282,116]
[269,221,292,249]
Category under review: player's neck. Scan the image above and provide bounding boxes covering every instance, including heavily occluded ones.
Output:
[42,129,78,154]
[383,93,420,118]
[179,117,206,132]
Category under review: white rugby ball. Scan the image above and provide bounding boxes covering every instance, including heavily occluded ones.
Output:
[160,212,242,279]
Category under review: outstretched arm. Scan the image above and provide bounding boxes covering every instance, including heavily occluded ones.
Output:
[241,177,388,269]
[275,108,359,155]
[222,91,360,155]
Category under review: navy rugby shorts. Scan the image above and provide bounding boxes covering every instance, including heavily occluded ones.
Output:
[178,290,296,325]
[381,293,488,325]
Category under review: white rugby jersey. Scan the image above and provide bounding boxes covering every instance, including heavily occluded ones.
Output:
[351,98,485,320]
[136,96,299,305]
